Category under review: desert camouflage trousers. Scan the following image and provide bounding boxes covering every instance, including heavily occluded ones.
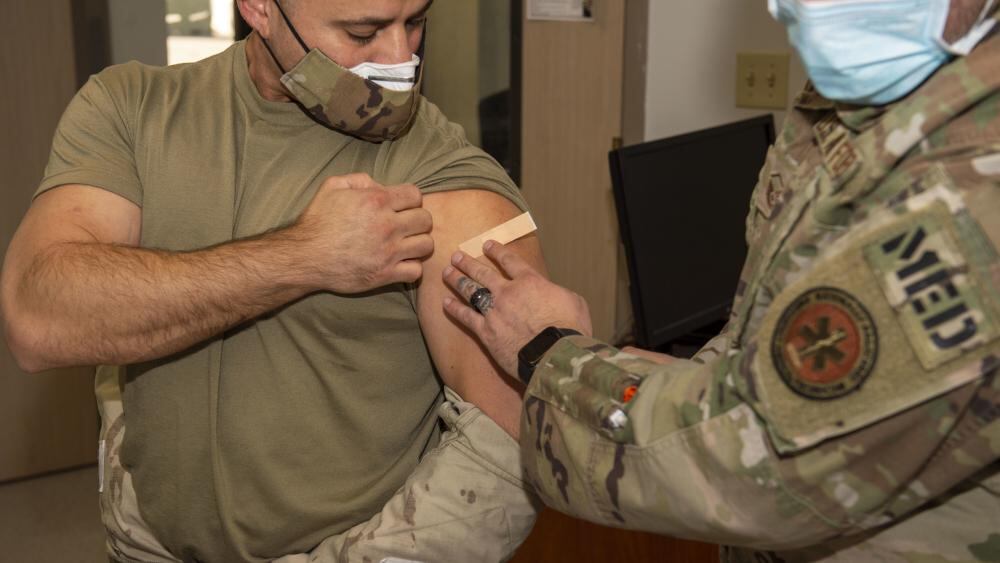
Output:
[96,367,539,563]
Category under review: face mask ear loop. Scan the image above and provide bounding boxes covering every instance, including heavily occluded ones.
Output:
[260,33,289,75]
[413,21,426,92]
[273,0,311,54]
[938,0,999,54]
[979,0,998,21]
[979,0,999,27]
[416,21,427,62]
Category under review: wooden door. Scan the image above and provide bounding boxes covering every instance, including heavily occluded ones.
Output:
[0,0,98,482]
[516,1,718,560]
[520,0,624,342]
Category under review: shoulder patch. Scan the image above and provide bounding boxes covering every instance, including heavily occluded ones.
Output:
[864,216,998,370]
[753,188,1000,452]
[772,287,878,400]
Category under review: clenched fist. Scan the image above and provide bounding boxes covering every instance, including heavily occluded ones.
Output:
[289,173,434,294]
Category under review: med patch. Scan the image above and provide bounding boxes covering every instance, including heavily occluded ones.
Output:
[864,215,998,370]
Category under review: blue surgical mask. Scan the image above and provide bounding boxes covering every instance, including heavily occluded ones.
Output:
[769,0,997,105]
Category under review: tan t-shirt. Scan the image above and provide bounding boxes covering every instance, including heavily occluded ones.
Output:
[38,41,527,562]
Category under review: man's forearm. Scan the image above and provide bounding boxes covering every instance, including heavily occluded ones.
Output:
[10,229,313,371]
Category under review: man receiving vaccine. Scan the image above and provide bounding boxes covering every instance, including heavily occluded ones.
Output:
[1,1,543,561]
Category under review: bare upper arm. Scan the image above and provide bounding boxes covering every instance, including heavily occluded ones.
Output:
[417,189,545,423]
[2,185,140,303]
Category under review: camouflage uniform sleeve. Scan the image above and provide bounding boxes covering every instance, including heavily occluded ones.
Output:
[518,34,1000,554]
[521,252,999,552]
[274,388,540,563]
[519,334,841,549]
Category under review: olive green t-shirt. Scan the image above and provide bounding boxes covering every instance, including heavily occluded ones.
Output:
[38,41,527,562]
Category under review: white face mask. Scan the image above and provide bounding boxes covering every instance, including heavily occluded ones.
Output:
[348,54,421,92]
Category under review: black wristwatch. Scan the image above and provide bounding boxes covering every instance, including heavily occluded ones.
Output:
[517,327,582,385]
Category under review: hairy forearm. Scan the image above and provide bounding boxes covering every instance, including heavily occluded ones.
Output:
[12,229,313,370]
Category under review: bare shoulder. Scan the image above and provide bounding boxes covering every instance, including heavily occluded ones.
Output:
[423,188,525,237]
[420,188,544,276]
[415,186,544,338]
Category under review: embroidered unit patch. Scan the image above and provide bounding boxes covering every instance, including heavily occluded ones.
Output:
[772,287,878,400]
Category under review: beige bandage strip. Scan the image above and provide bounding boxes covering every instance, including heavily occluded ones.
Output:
[459,212,537,258]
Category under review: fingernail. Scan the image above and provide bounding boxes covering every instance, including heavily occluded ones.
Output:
[443,266,454,277]
[483,240,495,251]
[451,251,463,265]
[443,297,453,307]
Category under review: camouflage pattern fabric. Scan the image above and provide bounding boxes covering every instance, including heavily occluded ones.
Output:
[97,365,180,563]
[281,47,422,143]
[98,370,538,563]
[274,388,540,563]
[519,30,1000,562]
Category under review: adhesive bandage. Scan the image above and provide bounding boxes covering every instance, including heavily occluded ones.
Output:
[459,212,537,258]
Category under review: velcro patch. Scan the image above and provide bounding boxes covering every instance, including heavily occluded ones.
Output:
[864,214,998,370]
[754,196,1000,452]
[771,287,878,400]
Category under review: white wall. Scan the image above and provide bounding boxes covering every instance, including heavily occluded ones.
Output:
[210,0,234,38]
[644,0,808,141]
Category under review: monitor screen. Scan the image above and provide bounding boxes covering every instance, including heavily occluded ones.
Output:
[610,114,775,350]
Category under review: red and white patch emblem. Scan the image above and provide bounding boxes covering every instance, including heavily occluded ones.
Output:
[772,287,878,400]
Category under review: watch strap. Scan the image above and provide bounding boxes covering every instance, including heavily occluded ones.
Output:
[517,327,581,385]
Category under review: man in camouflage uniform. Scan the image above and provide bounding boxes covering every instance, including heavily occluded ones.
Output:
[443,1,1000,560]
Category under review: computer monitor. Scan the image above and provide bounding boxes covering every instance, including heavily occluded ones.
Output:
[609,114,776,350]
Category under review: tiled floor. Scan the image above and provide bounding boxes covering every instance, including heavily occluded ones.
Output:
[0,465,106,562]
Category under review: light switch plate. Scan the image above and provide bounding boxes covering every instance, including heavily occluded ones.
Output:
[736,52,790,110]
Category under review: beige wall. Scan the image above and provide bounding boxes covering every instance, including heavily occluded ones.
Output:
[1,1,98,482]
[644,0,808,140]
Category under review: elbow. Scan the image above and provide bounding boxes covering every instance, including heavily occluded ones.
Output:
[1,300,54,374]
[4,318,51,374]
[2,259,58,373]
[12,354,50,375]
